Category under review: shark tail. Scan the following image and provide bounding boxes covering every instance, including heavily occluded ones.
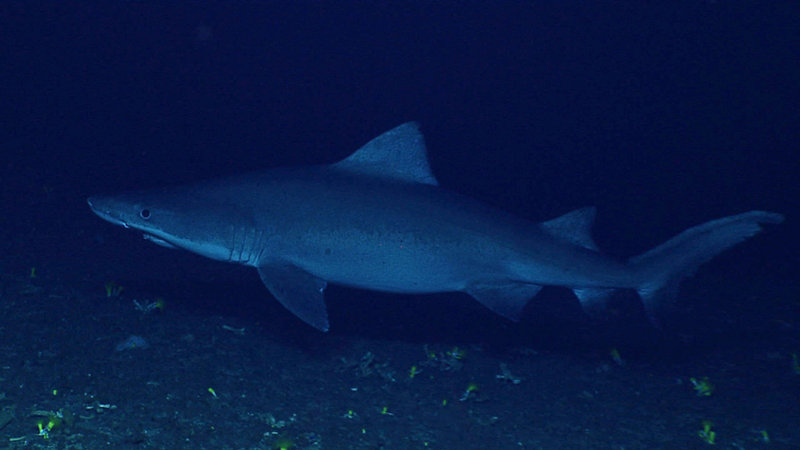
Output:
[628,210,783,325]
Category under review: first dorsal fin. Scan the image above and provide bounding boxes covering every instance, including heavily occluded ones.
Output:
[540,207,599,251]
[332,122,439,186]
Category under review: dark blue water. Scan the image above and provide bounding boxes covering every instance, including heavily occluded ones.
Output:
[2,3,797,448]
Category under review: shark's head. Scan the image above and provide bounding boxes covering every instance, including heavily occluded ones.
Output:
[88,189,260,264]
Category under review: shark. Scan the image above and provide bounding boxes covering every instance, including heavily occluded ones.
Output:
[88,122,783,331]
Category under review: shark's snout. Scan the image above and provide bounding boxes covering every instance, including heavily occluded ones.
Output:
[88,196,130,228]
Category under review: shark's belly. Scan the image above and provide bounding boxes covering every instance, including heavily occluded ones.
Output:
[287,230,493,294]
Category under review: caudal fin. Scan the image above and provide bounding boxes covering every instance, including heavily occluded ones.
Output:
[630,211,783,325]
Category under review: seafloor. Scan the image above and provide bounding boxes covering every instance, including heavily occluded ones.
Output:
[0,215,797,449]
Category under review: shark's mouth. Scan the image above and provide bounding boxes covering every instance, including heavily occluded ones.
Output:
[143,233,179,249]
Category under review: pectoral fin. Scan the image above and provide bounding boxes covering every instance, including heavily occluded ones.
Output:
[256,264,329,331]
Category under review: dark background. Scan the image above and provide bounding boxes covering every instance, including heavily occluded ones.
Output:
[2,2,797,345]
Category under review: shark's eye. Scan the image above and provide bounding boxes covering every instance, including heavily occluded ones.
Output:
[139,209,151,220]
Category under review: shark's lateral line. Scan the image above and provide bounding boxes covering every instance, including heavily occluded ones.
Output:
[88,123,783,331]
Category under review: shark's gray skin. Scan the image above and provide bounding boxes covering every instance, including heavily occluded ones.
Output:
[88,123,783,331]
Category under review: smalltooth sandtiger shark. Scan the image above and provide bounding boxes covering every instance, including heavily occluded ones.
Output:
[88,122,783,331]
